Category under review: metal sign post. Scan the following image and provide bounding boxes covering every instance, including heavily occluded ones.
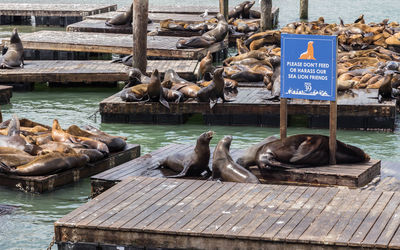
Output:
[280,33,338,164]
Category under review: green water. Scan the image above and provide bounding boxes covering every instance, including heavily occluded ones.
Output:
[0,0,399,248]
[0,87,400,249]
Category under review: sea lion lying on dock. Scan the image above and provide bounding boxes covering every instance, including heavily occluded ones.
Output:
[155,131,213,178]
[212,136,260,183]
[0,28,24,69]
[163,69,201,98]
[237,134,370,169]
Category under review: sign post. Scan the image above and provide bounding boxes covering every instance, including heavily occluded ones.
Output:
[280,33,338,164]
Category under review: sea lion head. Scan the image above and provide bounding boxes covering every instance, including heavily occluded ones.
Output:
[198,131,214,144]
[216,13,226,22]
[221,135,233,150]
[151,69,160,82]
[10,28,21,44]
[213,68,224,78]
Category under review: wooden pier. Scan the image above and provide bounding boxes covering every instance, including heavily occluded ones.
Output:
[91,144,380,196]
[0,60,198,87]
[2,31,227,60]
[0,3,117,26]
[100,88,396,131]
[0,85,12,104]
[84,12,206,24]
[56,175,400,250]
[0,144,140,193]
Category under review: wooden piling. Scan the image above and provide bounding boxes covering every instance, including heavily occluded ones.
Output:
[329,101,337,165]
[300,0,308,20]
[219,0,228,22]
[132,0,148,73]
[260,0,272,31]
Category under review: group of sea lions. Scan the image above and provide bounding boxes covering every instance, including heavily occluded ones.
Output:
[120,65,237,109]
[0,115,127,176]
[155,132,370,184]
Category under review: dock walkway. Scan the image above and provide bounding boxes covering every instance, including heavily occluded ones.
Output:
[100,88,396,131]
[0,60,198,86]
[91,144,380,196]
[56,176,400,249]
[2,31,227,60]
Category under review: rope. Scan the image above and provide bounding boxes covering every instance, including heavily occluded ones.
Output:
[88,109,99,122]
[47,236,55,250]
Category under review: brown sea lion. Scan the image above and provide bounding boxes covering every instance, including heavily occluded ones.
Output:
[73,148,104,162]
[242,1,255,19]
[105,4,133,26]
[156,131,214,178]
[147,69,170,109]
[197,68,229,108]
[228,1,250,19]
[255,134,370,169]
[236,38,250,54]
[0,152,88,176]
[0,147,34,168]
[199,51,214,79]
[162,88,184,103]
[37,141,75,155]
[212,136,260,184]
[83,125,127,141]
[120,83,148,102]
[1,28,24,69]
[163,69,200,98]
[67,125,126,152]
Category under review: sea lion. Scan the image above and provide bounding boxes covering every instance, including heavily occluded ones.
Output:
[242,1,255,19]
[147,69,170,109]
[67,125,126,152]
[236,38,249,54]
[255,134,370,169]
[156,131,213,178]
[199,51,214,79]
[0,28,24,69]
[163,69,200,98]
[236,136,279,168]
[0,152,88,176]
[212,136,260,184]
[197,68,229,108]
[120,83,149,102]
[37,141,75,155]
[105,4,133,26]
[228,1,250,19]
[162,88,184,103]
[0,147,34,168]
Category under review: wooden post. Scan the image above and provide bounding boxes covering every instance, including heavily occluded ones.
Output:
[280,98,287,139]
[132,0,148,74]
[260,0,272,31]
[219,0,229,22]
[329,101,337,164]
[300,0,308,20]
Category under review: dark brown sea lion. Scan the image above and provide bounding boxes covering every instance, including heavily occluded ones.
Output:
[67,125,126,152]
[212,136,260,184]
[228,1,251,19]
[0,152,88,176]
[236,136,279,168]
[0,147,34,168]
[242,1,255,19]
[197,68,230,108]
[1,28,24,69]
[105,4,133,26]
[156,131,213,178]
[73,148,104,162]
[199,51,214,79]
[255,134,370,169]
[163,69,200,98]
[147,69,170,109]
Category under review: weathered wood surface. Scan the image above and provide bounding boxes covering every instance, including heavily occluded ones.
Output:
[84,12,206,23]
[100,88,396,131]
[0,144,140,193]
[0,85,12,104]
[2,31,227,59]
[0,3,116,17]
[91,144,380,196]
[57,176,400,249]
[0,60,198,83]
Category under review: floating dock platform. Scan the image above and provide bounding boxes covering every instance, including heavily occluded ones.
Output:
[0,144,140,193]
[91,144,380,196]
[100,88,396,131]
[1,31,227,60]
[0,60,198,89]
[0,3,116,26]
[0,85,12,104]
[84,12,206,24]
[56,176,400,250]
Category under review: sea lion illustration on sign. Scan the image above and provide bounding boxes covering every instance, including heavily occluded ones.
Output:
[299,41,316,60]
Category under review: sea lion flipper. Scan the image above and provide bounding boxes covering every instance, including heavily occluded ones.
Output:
[159,96,170,109]
[209,99,217,109]
[166,162,191,178]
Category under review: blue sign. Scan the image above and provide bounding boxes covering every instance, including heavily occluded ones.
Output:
[281,34,337,101]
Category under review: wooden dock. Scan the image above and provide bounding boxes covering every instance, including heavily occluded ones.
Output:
[0,60,198,86]
[0,144,140,193]
[56,176,400,250]
[100,88,396,131]
[84,12,206,24]
[91,144,380,196]
[2,31,227,60]
[0,3,117,26]
[0,85,12,104]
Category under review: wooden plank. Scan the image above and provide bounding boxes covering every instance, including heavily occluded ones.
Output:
[84,12,206,23]
[373,194,400,248]
[3,31,227,59]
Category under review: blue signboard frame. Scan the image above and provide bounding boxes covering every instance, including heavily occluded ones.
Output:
[281,33,337,101]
